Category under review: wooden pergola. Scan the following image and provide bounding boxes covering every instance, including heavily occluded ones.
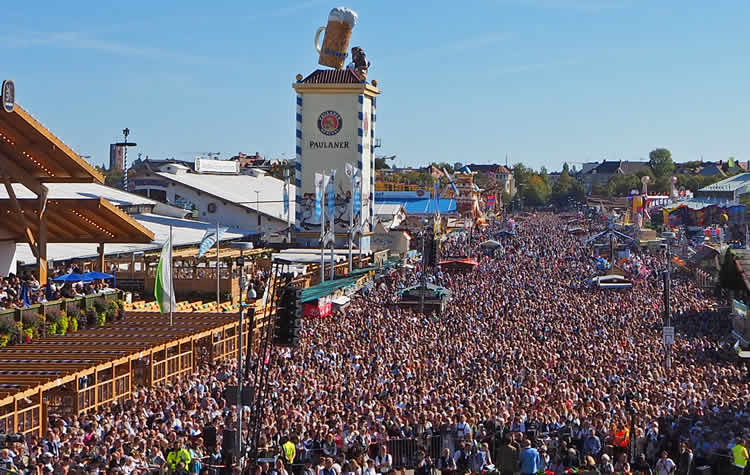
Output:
[0,102,153,281]
[0,310,250,436]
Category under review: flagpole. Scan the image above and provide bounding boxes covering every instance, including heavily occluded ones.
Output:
[169,225,173,327]
[320,171,326,284]
[216,221,220,305]
[329,171,335,281]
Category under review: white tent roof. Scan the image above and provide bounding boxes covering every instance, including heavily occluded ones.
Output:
[271,253,347,264]
[14,213,251,265]
[0,182,187,217]
[155,171,295,221]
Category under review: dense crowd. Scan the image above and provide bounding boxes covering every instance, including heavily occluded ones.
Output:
[0,213,748,475]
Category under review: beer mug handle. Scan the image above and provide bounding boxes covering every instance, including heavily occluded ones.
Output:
[315,26,326,53]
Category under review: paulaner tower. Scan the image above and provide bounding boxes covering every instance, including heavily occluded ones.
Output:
[293,7,380,250]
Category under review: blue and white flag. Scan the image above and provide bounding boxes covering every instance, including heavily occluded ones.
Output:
[198,226,228,258]
[283,182,289,216]
[314,173,323,220]
[328,169,336,220]
[353,177,362,216]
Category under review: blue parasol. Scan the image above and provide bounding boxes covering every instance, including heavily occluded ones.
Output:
[52,273,90,283]
[81,271,115,280]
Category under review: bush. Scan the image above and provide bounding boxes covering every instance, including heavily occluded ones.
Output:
[58,315,69,335]
[0,334,8,348]
[85,309,98,328]
[93,298,107,314]
[70,317,78,332]
[0,315,19,341]
[96,312,106,327]
[106,300,119,321]
[21,311,41,331]
[46,308,63,325]
[48,322,58,335]
[23,328,33,343]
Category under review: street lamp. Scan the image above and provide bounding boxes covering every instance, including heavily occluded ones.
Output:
[661,231,676,370]
[230,241,254,469]
[114,128,137,190]
[419,218,429,315]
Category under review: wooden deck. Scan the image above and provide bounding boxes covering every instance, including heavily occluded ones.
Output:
[0,309,252,437]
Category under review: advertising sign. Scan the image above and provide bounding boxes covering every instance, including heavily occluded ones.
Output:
[303,296,332,318]
[2,80,15,113]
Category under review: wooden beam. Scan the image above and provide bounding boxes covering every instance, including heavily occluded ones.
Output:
[37,189,48,284]
[0,172,38,259]
[98,243,105,273]
[0,148,45,196]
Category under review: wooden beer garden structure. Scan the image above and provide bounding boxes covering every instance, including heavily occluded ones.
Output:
[0,304,265,437]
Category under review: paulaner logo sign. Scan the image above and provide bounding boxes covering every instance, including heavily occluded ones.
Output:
[2,80,15,113]
[317,110,342,136]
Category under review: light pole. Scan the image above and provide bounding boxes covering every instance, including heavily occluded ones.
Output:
[230,241,254,470]
[114,128,136,190]
[661,231,676,371]
[419,219,428,315]
[255,191,261,237]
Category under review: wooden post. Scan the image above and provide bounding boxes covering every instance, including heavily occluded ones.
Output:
[37,209,48,285]
[97,243,105,272]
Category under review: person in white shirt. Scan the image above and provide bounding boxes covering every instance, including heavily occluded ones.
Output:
[654,450,676,475]
[375,445,392,474]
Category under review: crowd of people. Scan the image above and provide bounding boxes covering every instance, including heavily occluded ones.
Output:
[0,265,115,310]
[0,212,748,475]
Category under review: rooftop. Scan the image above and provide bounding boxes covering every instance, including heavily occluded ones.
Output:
[300,69,363,84]
[155,170,295,221]
[699,173,750,193]
[14,213,251,265]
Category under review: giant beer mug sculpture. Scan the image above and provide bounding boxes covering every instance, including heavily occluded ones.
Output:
[315,7,358,69]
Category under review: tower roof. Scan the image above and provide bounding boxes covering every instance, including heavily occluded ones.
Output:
[300,69,363,84]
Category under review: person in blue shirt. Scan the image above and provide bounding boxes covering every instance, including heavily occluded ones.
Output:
[518,440,541,475]
[584,430,602,458]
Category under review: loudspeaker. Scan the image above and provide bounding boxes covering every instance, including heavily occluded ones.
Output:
[203,425,217,448]
[223,429,237,455]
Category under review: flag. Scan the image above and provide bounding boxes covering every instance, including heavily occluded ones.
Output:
[314,173,323,220]
[328,169,336,219]
[729,156,735,168]
[353,176,362,216]
[197,226,228,258]
[345,162,355,178]
[283,182,289,216]
[154,236,176,314]
[443,168,458,195]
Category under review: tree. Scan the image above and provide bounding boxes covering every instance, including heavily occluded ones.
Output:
[96,166,124,188]
[550,168,574,206]
[512,163,533,188]
[374,157,391,170]
[523,174,550,207]
[649,148,674,177]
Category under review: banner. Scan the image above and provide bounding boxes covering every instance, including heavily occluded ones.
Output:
[304,296,332,318]
[328,169,336,220]
[154,236,176,314]
[283,181,289,216]
[197,226,229,258]
[353,177,362,216]
[314,173,323,220]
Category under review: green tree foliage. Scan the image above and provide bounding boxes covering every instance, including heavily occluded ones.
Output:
[649,148,675,177]
[523,175,550,206]
[512,163,533,188]
[95,166,124,188]
[374,157,391,170]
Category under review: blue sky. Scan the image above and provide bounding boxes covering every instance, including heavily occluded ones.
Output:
[1,1,748,171]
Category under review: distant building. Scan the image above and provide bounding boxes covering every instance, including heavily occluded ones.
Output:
[580,160,651,193]
[129,158,294,239]
[109,144,125,171]
[695,173,750,202]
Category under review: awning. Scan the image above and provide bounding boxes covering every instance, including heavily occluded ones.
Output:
[332,296,350,306]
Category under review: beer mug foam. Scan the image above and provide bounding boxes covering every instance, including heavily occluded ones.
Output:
[315,7,358,69]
